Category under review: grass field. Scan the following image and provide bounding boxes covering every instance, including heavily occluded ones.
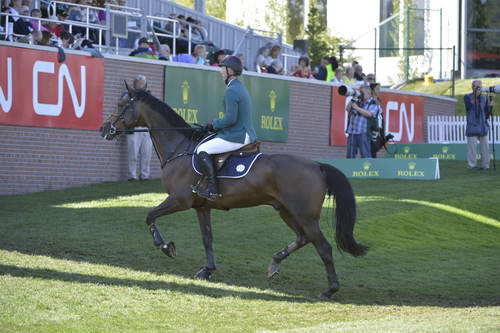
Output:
[1,161,499,333]
[400,78,500,115]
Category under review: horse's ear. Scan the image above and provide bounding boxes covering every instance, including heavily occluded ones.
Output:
[124,80,132,96]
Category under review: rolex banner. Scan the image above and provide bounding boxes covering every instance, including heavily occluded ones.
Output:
[315,158,440,180]
[386,143,500,160]
[164,66,289,142]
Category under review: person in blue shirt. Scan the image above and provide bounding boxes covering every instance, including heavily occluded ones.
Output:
[345,86,378,158]
[192,56,258,201]
[464,80,494,170]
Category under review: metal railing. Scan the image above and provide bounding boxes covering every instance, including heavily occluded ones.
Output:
[0,12,107,49]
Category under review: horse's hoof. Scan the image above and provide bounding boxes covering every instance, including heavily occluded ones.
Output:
[267,263,280,279]
[160,242,176,257]
[195,267,212,280]
[319,283,340,300]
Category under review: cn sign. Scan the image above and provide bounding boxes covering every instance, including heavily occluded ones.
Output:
[330,88,424,145]
[0,45,103,130]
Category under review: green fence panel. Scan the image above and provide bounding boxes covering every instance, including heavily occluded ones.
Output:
[315,158,440,180]
[386,143,500,160]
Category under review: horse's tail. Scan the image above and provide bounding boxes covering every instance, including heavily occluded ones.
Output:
[318,163,368,257]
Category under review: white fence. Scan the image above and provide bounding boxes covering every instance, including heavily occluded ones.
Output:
[427,115,500,143]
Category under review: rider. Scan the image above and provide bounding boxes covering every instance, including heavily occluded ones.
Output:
[193,55,258,201]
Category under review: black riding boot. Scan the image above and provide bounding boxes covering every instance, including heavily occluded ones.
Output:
[193,151,219,201]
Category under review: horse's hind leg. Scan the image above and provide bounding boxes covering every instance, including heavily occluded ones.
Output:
[302,222,340,300]
[194,207,216,280]
[268,209,309,279]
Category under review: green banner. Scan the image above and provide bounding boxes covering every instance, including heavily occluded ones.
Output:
[164,66,289,142]
[241,75,289,142]
[386,143,500,160]
[315,158,440,180]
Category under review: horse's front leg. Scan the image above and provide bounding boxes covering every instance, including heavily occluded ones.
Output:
[194,207,216,280]
[146,196,190,258]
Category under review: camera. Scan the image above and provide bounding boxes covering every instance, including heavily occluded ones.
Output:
[338,85,361,99]
[480,84,500,94]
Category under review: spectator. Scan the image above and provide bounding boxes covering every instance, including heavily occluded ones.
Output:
[120,75,153,181]
[164,13,178,35]
[158,44,171,61]
[173,53,195,63]
[353,64,365,86]
[343,66,354,86]
[312,57,328,80]
[13,6,31,35]
[464,80,492,170]
[193,44,207,65]
[345,86,378,158]
[60,29,74,48]
[29,8,45,31]
[129,37,157,59]
[366,73,376,84]
[22,0,31,6]
[368,82,385,158]
[45,14,65,38]
[186,16,203,41]
[211,49,226,66]
[291,55,313,79]
[325,56,338,82]
[9,0,22,22]
[38,30,54,45]
[255,45,271,72]
[267,45,283,74]
[235,53,248,71]
[331,68,344,84]
[68,0,84,21]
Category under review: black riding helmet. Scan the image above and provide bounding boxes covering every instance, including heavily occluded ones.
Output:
[220,55,243,76]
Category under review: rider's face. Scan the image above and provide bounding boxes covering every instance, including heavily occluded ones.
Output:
[219,66,234,81]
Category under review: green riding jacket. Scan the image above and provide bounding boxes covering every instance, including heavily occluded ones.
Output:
[212,78,258,144]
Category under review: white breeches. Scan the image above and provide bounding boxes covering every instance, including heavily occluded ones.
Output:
[196,133,251,155]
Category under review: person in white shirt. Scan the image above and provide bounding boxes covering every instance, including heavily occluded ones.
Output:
[331,68,344,84]
[120,75,154,181]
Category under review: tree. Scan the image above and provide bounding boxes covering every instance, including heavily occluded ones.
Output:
[287,0,305,44]
[264,0,288,41]
[206,0,226,21]
[305,1,330,66]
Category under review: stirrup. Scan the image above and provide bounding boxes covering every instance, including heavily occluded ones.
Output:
[192,187,220,201]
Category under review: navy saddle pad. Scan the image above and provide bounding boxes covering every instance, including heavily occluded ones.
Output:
[192,135,262,179]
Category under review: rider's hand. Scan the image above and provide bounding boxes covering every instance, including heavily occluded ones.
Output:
[205,120,214,132]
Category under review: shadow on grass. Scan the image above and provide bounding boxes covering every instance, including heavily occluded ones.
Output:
[0,264,310,303]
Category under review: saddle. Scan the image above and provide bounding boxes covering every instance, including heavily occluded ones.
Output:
[213,142,261,170]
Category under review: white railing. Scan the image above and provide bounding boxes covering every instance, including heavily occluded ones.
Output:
[427,115,500,143]
[0,12,107,49]
[283,53,300,74]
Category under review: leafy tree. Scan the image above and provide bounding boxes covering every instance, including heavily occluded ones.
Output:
[264,0,288,41]
[305,1,330,66]
[287,0,305,44]
[206,0,226,20]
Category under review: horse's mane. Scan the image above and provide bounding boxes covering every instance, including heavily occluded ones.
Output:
[134,89,195,139]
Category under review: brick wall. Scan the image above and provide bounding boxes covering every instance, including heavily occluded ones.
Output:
[0,45,456,195]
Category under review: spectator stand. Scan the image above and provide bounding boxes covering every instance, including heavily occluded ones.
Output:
[125,0,300,71]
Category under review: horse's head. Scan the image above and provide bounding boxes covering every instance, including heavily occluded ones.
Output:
[100,81,147,140]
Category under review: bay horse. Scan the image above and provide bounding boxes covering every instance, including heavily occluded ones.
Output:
[100,85,368,299]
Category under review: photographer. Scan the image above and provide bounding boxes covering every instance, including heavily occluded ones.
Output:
[464,80,493,170]
[345,86,378,158]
